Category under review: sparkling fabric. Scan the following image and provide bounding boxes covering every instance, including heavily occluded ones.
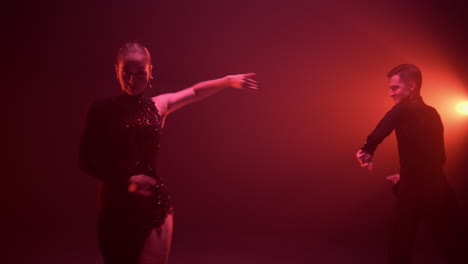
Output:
[117,93,174,229]
[80,93,173,230]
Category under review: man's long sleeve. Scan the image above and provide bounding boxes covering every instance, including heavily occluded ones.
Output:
[361,105,402,155]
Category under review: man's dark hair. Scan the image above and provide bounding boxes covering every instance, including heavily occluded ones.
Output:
[387,64,422,91]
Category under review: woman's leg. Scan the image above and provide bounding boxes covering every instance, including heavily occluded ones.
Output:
[98,208,148,264]
[138,214,174,264]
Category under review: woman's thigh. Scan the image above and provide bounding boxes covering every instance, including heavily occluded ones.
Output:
[138,214,174,264]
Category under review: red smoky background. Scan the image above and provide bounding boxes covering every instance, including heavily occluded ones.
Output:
[5,0,467,263]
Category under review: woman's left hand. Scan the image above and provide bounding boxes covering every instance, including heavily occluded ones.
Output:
[227,73,259,90]
[128,174,158,197]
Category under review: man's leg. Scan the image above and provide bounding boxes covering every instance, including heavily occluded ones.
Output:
[425,190,468,264]
[388,198,421,264]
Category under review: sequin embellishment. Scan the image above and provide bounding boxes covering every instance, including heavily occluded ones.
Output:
[117,94,174,229]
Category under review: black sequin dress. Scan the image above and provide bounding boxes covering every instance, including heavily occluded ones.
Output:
[79,93,173,263]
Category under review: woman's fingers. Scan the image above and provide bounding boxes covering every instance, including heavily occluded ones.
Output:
[128,182,138,193]
[242,84,260,90]
[241,78,259,90]
[229,73,259,90]
[244,78,259,86]
[243,72,256,78]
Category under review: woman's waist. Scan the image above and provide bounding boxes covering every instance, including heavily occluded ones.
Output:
[122,160,159,177]
[98,181,171,210]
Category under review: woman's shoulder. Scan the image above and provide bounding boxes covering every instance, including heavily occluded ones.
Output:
[86,96,120,116]
[91,95,128,108]
[91,96,118,106]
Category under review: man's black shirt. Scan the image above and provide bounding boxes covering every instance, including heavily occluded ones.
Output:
[362,97,448,196]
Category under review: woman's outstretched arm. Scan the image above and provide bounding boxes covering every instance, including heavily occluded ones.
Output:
[153,73,258,122]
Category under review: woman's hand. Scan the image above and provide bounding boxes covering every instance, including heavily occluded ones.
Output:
[128,174,157,197]
[226,73,259,90]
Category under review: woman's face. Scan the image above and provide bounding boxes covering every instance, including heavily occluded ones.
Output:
[115,52,152,95]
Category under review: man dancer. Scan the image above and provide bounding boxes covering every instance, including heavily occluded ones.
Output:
[356,64,467,263]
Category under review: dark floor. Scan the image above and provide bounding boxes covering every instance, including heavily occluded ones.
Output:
[10,225,450,264]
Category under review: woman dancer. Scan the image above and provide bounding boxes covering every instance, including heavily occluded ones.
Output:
[79,42,258,264]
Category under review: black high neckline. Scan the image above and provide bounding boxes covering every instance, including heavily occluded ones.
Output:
[119,91,146,102]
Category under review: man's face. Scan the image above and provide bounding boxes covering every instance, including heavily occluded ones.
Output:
[388,74,414,104]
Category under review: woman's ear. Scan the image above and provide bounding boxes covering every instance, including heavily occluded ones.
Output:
[115,64,119,79]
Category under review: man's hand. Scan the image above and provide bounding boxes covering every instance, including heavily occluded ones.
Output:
[128,174,158,197]
[356,149,374,171]
[386,174,400,184]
